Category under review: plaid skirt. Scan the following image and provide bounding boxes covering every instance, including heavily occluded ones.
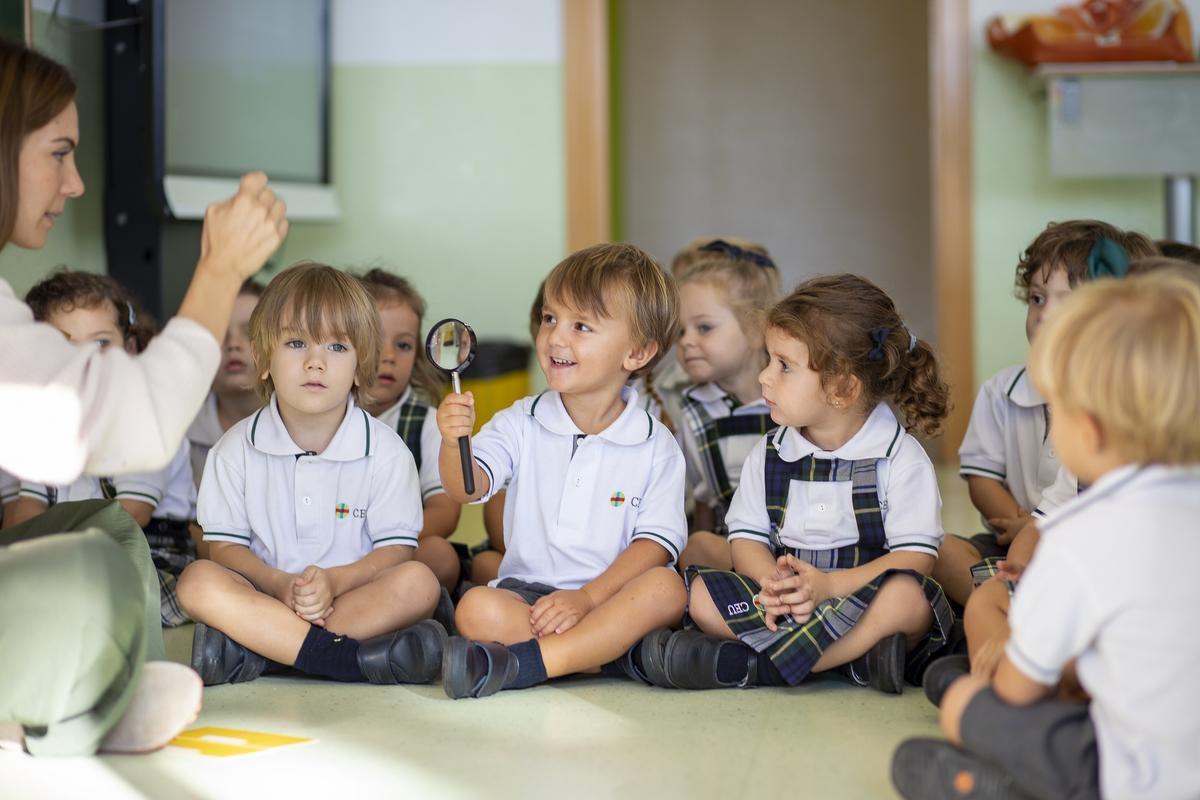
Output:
[687,565,955,687]
[970,557,1017,597]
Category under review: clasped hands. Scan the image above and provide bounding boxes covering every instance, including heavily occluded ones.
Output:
[757,554,832,632]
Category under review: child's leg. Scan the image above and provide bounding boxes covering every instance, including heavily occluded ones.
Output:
[415,537,460,590]
[469,549,503,585]
[939,671,989,745]
[677,532,732,573]
[964,577,1011,675]
[932,536,984,607]
[320,561,440,640]
[455,586,536,643]
[537,567,686,677]
[810,576,933,671]
[684,571,739,640]
[176,560,310,664]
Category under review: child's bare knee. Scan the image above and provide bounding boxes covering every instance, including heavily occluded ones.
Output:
[176,559,223,615]
[455,586,508,639]
[385,560,439,612]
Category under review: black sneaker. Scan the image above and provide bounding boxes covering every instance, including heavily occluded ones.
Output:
[923,654,971,708]
[892,738,1032,799]
[356,619,447,685]
[839,632,906,694]
[190,623,267,686]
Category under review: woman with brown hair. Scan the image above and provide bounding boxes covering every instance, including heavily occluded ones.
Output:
[0,36,287,756]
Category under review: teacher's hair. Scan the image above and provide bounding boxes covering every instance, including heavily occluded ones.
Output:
[0,38,76,248]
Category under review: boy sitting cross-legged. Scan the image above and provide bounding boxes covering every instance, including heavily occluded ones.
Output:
[177,263,444,686]
[437,243,689,698]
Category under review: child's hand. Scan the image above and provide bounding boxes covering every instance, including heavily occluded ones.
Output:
[780,554,832,608]
[971,636,1006,680]
[529,589,595,637]
[272,572,299,610]
[292,565,334,623]
[993,559,1026,583]
[759,572,816,626]
[988,512,1030,547]
[436,391,476,445]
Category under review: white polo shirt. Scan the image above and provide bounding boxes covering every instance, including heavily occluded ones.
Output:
[18,439,195,520]
[1007,464,1200,800]
[198,395,423,574]
[726,403,943,556]
[959,365,1060,518]
[374,387,444,501]
[1032,464,1081,519]
[471,387,687,591]
[678,382,772,510]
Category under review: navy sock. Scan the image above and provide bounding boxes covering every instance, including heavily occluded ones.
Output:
[293,625,364,682]
[715,641,751,684]
[755,651,790,686]
[505,639,548,689]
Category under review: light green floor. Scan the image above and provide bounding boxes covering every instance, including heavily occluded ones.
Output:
[1,467,976,800]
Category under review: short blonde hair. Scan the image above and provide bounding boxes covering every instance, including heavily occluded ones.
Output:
[543,243,679,375]
[1029,272,1200,465]
[250,262,382,403]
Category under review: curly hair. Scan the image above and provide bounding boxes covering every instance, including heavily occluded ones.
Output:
[767,274,949,437]
[1014,220,1156,302]
[25,268,157,352]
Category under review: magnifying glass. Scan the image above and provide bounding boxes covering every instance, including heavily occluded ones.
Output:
[426,318,478,494]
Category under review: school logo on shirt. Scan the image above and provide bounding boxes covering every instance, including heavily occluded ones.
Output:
[609,491,625,507]
[335,503,350,519]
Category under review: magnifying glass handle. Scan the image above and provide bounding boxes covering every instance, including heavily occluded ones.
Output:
[452,373,475,495]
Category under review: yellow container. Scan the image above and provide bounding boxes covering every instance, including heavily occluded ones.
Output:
[457,341,533,434]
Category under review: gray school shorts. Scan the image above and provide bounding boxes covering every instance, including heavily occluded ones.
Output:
[494,577,558,605]
[960,688,1100,800]
[957,531,1009,560]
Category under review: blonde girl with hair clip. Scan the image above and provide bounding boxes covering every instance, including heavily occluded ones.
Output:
[640,274,955,694]
[675,245,782,572]
[355,270,460,618]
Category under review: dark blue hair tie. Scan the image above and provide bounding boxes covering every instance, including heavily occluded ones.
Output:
[1087,238,1130,281]
[699,239,777,270]
[868,327,889,362]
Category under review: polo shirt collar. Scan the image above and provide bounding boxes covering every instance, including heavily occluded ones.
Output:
[1006,366,1045,409]
[683,382,769,412]
[529,386,654,446]
[247,394,373,460]
[774,403,905,462]
[377,386,414,420]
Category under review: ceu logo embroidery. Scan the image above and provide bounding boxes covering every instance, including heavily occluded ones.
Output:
[335,503,350,519]
[609,491,625,508]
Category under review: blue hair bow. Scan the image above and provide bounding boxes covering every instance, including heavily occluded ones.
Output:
[1087,238,1130,281]
[868,327,889,362]
[699,239,777,270]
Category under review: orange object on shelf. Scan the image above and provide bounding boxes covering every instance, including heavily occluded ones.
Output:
[987,0,1195,66]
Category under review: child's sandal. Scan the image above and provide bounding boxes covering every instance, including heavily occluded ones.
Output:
[442,637,517,699]
[357,619,448,685]
[190,623,268,686]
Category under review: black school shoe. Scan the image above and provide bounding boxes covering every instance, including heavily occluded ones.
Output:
[892,738,1033,799]
[838,632,906,694]
[923,654,971,708]
[432,587,458,636]
[191,623,268,686]
[442,637,520,699]
[657,629,759,690]
[357,619,447,685]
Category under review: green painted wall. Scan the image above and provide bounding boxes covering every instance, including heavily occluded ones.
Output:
[278,63,565,345]
[971,50,1185,387]
[0,11,107,295]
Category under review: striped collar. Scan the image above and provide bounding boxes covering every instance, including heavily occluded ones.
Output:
[528,386,654,445]
[774,403,905,462]
[683,381,770,412]
[1006,366,1045,409]
[247,394,373,460]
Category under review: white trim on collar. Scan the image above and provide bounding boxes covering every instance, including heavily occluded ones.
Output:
[1005,366,1045,409]
[683,382,770,411]
[247,394,373,461]
[774,403,905,462]
[529,386,654,446]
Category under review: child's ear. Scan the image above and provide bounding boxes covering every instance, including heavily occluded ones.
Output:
[623,340,659,374]
[1080,410,1106,455]
[829,374,862,410]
